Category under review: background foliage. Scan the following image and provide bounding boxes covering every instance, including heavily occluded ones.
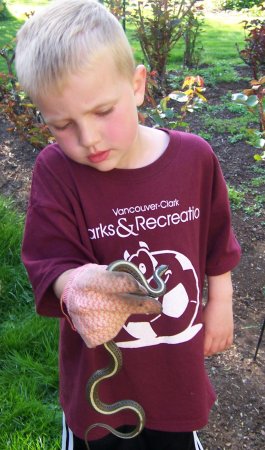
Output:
[218,0,263,11]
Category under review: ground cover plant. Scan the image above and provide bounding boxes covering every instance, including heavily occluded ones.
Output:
[0,1,264,449]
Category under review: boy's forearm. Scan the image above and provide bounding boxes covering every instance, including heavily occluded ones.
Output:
[203,271,234,356]
[53,269,75,299]
[207,271,233,305]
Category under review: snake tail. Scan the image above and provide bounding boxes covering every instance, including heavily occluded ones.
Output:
[85,340,145,445]
[84,260,168,448]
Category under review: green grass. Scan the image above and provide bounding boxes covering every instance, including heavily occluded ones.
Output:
[0,15,21,72]
[198,14,245,64]
[167,13,245,67]
[0,2,246,74]
[0,197,61,449]
[0,1,49,72]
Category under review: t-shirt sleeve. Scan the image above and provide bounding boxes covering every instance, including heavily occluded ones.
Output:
[22,146,97,317]
[205,151,241,276]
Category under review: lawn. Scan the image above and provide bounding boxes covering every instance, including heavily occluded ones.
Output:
[1,1,246,73]
[0,197,61,449]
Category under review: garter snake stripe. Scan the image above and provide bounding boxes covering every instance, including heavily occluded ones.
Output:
[84,260,168,448]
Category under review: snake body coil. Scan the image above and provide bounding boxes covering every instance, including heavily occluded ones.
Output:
[84,260,167,448]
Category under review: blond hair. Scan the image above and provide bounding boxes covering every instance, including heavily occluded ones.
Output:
[15,0,135,99]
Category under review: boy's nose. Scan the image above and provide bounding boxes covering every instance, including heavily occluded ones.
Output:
[78,120,100,148]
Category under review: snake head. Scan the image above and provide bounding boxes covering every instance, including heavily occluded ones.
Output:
[155,264,168,278]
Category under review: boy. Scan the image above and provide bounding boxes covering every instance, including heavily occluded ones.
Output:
[15,1,241,449]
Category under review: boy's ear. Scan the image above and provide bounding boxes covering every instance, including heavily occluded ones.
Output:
[133,64,147,107]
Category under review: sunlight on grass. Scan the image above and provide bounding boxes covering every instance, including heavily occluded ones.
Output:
[6,0,49,19]
[168,12,245,67]
[202,13,245,63]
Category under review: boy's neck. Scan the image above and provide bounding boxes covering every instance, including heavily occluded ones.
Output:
[135,125,170,169]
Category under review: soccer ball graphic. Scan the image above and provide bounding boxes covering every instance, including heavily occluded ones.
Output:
[116,241,202,349]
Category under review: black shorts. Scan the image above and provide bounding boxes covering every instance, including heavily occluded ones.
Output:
[62,415,204,450]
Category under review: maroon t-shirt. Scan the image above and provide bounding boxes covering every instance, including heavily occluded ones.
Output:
[22,129,240,439]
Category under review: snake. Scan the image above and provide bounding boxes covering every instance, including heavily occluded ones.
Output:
[84,260,168,448]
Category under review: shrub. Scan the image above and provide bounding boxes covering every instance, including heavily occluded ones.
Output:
[183,3,205,69]
[232,76,265,161]
[131,0,199,84]
[140,74,207,132]
[0,44,54,149]
[103,0,126,29]
[237,18,265,80]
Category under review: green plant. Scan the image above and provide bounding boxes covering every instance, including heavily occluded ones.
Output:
[227,185,245,208]
[131,0,199,83]
[0,42,54,148]
[140,74,207,131]
[0,72,54,147]
[232,76,265,160]
[183,3,204,69]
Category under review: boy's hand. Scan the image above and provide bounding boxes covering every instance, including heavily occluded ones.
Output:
[60,264,162,348]
[202,299,234,356]
[203,272,234,356]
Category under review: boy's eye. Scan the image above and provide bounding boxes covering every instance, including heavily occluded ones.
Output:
[54,123,71,131]
[96,108,113,117]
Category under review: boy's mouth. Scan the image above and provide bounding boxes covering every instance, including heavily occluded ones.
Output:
[88,150,110,164]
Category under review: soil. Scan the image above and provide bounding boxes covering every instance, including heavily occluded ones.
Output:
[0,66,264,450]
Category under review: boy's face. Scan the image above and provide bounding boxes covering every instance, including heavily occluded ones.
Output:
[36,53,146,171]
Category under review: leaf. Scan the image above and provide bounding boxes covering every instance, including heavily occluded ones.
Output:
[250,79,260,86]
[183,88,194,96]
[258,138,265,148]
[195,76,204,87]
[182,76,196,88]
[160,96,170,111]
[196,92,207,102]
[259,76,265,85]
[243,88,255,96]
[245,95,259,107]
[169,92,188,102]
[177,121,189,128]
[22,103,35,108]
[231,93,248,103]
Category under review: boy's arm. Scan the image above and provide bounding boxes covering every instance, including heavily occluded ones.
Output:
[53,265,162,348]
[202,271,234,356]
[53,269,75,298]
